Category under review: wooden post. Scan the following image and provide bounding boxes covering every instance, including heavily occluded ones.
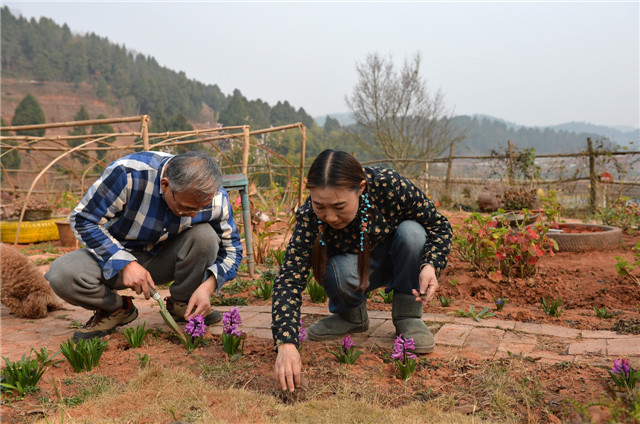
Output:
[507,140,515,185]
[445,143,454,198]
[141,115,149,151]
[587,137,598,213]
[242,126,250,176]
[298,124,306,208]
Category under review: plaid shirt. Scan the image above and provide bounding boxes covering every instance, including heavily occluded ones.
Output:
[70,151,243,287]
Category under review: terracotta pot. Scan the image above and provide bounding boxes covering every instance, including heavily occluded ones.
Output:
[55,220,76,247]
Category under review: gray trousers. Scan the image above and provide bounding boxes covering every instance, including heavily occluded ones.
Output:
[45,224,220,312]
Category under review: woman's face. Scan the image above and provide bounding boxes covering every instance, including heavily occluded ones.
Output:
[310,181,365,230]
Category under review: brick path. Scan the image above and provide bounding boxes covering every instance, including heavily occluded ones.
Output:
[2,288,638,368]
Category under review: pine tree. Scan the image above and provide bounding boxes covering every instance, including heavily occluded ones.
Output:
[11,93,46,137]
[91,114,115,163]
[68,105,91,164]
[1,117,21,170]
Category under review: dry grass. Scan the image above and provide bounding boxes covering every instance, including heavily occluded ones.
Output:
[32,365,488,424]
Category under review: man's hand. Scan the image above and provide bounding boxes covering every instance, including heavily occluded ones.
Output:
[412,264,439,306]
[121,261,156,299]
[275,343,302,392]
[185,276,217,320]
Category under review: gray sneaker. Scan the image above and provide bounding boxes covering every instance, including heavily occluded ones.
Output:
[165,296,221,326]
[73,296,138,341]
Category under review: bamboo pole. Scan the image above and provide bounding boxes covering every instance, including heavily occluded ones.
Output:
[141,115,149,151]
[242,125,250,176]
[1,116,147,132]
[587,137,598,212]
[507,140,515,186]
[445,143,454,198]
[298,124,306,207]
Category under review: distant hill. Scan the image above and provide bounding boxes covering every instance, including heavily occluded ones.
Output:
[315,112,639,154]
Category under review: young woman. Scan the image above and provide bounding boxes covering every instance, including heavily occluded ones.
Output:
[272,149,452,392]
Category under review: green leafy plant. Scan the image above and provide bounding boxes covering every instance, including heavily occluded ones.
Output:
[272,248,286,266]
[330,335,362,365]
[59,338,108,373]
[448,276,458,287]
[136,353,151,368]
[377,288,393,304]
[439,296,454,307]
[453,212,557,281]
[123,322,151,348]
[210,293,248,306]
[594,306,615,319]
[306,271,328,303]
[453,305,496,322]
[540,296,564,317]
[1,354,46,397]
[31,347,63,368]
[614,242,640,285]
[252,279,273,300]
[539,189,561,225]
[595,197,640,234]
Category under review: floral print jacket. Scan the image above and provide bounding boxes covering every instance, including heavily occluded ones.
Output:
[271,167,452,348]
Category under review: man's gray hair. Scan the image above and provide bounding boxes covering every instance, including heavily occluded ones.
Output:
[166,151,222,201]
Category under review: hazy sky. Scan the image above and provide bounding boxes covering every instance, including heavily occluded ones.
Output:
[4,1,639,129]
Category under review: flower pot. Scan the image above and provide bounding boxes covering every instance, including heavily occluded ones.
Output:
[55,220,76,247]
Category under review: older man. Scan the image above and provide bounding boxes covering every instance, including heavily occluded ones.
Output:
[46,151,243,340]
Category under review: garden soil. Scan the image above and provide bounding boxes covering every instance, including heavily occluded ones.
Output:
[1,210,639,423]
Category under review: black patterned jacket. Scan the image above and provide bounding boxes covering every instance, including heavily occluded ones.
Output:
[271,167,452,348]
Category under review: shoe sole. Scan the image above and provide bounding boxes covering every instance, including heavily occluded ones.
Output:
[73,307,139,341]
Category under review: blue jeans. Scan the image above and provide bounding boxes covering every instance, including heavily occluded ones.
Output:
[323,220,427,314]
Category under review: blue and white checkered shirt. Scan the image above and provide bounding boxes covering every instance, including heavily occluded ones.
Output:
[70,151,243,288]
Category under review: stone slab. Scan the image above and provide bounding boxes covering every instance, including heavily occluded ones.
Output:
[463,327,505,357]
[433,323,473,347]
[567,339,607,355]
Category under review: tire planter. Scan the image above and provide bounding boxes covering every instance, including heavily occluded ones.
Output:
[547,223,622,252]
[0,219,60,244]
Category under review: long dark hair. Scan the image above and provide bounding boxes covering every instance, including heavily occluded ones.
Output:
[307,149,371,292]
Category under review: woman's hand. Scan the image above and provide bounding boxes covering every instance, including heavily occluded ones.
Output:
[274,342,301,392]
[412,264,439,306]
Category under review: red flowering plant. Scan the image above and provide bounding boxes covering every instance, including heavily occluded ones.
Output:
[453,211,558,282]
[595,197,640,234]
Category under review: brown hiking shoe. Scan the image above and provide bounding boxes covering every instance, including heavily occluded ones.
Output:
[73,296,138,341]
[165,296,221,326]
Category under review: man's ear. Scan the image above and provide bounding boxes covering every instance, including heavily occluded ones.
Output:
[160,177,170,192]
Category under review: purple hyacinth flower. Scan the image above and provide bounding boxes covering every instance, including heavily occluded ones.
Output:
[223,307,243,336]
[185,314,206,338]
[341,334,355,354]
[391,335,418,362]
[299,319,307,343]
[611,357,631,379]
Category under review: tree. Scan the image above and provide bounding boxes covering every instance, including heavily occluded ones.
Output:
[91,114,115,163]
[345,52,465,173]
[68,105,91,164]
[11,93,46,137]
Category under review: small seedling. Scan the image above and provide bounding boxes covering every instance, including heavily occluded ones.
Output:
[453,305,496,322]
[31,347,63,367]
[540,296,564,317]
[377,288,393,304]
[1,354,46,397]
[594,306,615,319]
[252,280,273,300]
[494,297,509,311]
[136,353,151,368]
[439,296,454,307]
[59,338,108,373]
[306,280,328,303]
[448,276,458,287]
[123,322,151,348]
